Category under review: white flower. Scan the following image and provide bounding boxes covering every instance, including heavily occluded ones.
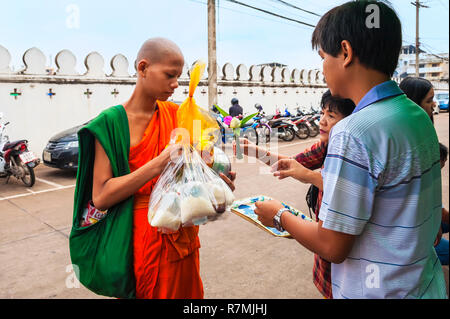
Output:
[229,117,241,129]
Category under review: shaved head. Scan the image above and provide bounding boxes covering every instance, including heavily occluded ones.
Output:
[134,38,184,101]
[136,37,184,69]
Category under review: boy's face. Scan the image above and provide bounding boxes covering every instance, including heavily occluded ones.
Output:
[139,54,184,101]
[319,48,345,98]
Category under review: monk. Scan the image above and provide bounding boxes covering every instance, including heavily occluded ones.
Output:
[91,37,236,299]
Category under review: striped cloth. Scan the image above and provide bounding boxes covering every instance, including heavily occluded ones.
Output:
[319,82,447,299]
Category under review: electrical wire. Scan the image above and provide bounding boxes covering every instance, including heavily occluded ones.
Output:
[270,0,321,17]
[186,0,314,30]
[260,0,318,24]
[222,0,316,27]
[402,39,449,61]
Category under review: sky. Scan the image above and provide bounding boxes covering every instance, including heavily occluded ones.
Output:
[0,0,448,74]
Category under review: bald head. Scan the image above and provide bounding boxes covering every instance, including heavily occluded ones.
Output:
[134,38,184,100]
[136,37,184,69]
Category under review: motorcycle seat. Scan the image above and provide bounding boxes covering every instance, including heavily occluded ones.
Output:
[268,119,283,126]
[2,140,27,151]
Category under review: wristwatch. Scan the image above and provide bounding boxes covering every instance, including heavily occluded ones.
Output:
[273,207,290,232]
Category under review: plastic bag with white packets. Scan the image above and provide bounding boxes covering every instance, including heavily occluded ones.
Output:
[148,144,234,231]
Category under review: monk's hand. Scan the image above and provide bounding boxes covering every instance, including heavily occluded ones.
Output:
[219,171,236,192]
[254,200,284,227]
[154,143,183,173]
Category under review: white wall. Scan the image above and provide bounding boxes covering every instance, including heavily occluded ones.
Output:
[0,46,327,156]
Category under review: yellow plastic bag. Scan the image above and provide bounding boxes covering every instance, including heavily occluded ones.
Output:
[176,61,219,159]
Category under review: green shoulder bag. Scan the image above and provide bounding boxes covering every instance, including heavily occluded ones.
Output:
[69,105,136,298]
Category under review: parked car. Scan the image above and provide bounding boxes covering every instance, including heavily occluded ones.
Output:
[436,92,449,112]
[43,102,222,171]
[42,123,87,170]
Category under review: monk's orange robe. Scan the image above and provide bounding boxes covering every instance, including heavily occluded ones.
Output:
[128,101,204,299]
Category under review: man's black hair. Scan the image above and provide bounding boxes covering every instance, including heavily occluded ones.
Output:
[440,142,448,162]
[320,90,356,117]
[312,0,402,77]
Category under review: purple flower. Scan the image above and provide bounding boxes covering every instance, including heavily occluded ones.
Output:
[223,116,232,126]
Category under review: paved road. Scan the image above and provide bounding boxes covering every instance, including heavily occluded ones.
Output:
[0,112,448,298]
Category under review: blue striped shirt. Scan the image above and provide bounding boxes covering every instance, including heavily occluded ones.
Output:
[319,81,447,299]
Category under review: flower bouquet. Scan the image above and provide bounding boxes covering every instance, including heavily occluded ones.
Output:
[213,104,258,159]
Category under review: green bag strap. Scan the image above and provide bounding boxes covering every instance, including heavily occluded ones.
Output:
[72,104,131,228]
[84,104,130,176]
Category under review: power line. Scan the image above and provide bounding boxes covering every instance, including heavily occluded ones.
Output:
[421,44,449,61]
[271,0,321,17]
[186,0,313,30]
[222,0,316,28]
[261,0,318,24]
[289,0,329,12]
[402,40,449,61]
[223,4,312,30]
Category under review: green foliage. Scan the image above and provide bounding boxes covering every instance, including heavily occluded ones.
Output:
[240,112,259,127]
[213,104,229,118]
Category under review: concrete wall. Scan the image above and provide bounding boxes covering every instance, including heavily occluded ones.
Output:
[0,45,327,156]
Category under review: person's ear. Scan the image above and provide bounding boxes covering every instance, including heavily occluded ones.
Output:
[340,40,354,68]
[137,59,149,78]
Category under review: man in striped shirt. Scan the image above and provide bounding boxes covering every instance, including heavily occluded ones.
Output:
[255,0,446,298]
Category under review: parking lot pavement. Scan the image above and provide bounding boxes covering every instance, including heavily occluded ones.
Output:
[0,112,448,298]
[0,167,102,298]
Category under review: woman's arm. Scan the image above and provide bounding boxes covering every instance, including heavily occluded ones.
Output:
[254,147,289,166]
[272,158,324,190]
[236,138,289,166]
[92,139,180,210]
[301,170,323,191]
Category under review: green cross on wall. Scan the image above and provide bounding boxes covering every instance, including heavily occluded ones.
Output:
[10,88,21,99]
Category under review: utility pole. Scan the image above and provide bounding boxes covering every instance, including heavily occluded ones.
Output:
[411,0,429,77]
[208,0,218,110]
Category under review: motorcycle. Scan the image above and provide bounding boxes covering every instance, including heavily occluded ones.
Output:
[291,116,311,140]
[307,112,321,137]
[293,107,320,138]
[0,113,40,187]
[272,108,282,120]
[248,104,272,145]
[283,107,292,118]
[266,116,297,142]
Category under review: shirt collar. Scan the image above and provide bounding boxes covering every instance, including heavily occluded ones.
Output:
[353,80,404,114]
